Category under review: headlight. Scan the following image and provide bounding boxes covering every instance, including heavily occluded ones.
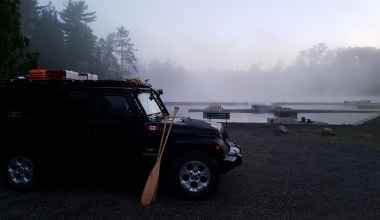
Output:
[209,122,223,135]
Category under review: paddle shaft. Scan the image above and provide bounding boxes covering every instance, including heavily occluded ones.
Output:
[152,116,169,201]
[141,107,179,205]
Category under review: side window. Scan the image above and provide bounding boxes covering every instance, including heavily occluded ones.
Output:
[88,95,130,120]
[0,92,34,119]
[43,92,81,120]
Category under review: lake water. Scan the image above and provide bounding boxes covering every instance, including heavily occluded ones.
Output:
[165,103,380,125]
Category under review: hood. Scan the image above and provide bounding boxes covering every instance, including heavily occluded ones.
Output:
[154,117,224,137]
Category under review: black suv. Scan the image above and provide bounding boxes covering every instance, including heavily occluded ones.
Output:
[0,79,242,199]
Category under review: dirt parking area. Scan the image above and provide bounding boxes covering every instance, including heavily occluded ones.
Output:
[1,118,380,219]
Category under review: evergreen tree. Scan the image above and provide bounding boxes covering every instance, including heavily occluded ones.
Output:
[0,0,30,78]
[113,25,138,77]
[59,0,97,72]
[30,2,66,69]
[17,0,42,73]
[19,0,40,39]
[94,34,119,79]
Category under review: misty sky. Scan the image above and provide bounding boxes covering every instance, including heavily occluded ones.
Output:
[38,0,380,72]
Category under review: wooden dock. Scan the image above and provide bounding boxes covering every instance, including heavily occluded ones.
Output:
[271,102,344,105]
[165,101,380,118]
[165,101,249,106]
[357,103,380,109]
[272,101,380,108]
[189,107,380,118]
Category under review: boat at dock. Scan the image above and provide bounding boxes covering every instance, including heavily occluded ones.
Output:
[251,101,279,110]
[272,107,298,118]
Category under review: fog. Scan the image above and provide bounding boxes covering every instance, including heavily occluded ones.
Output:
[36,0,380,102]
[134,51,380,103]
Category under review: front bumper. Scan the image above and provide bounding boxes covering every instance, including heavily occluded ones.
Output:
[219,142,242,174]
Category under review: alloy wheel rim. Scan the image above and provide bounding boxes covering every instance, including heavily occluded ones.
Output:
[7,156,34,184]
[178,160,210,192]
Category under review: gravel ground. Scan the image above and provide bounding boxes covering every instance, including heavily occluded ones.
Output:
[1,117,380,219]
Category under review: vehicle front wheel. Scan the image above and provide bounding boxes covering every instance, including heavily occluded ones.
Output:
[171,151,220,200]
[0,147,45,191]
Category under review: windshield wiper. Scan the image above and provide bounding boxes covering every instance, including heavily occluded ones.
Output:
[148,112,163,121]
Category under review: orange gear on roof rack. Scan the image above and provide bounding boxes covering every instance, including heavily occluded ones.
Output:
[28,69,98,81]
[29,69,46,80]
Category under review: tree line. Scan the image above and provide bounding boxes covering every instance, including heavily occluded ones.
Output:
[1,0,137,79]
[1,0,379,98]
[139,44,380,100]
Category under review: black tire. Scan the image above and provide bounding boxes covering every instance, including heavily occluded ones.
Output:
[0,147,45,191]
[171,151,220,200]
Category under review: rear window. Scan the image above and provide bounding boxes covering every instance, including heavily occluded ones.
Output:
[42,92,82,120]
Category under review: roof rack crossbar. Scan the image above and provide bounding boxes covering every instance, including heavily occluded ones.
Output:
[0,79,152,88]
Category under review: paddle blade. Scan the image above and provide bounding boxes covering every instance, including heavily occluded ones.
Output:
[141,162,161,206]
[152,182,159,201]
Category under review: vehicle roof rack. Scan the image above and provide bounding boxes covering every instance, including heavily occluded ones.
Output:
[0,78,152,88]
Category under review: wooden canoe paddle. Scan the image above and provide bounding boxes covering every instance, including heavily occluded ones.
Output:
[141,106,180,206]
[157,116,169,159]
[152,115,169,201]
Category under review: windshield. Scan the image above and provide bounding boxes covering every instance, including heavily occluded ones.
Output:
[138,92,164,121]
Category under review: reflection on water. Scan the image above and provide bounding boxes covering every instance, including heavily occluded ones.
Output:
[166,104,380,125]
